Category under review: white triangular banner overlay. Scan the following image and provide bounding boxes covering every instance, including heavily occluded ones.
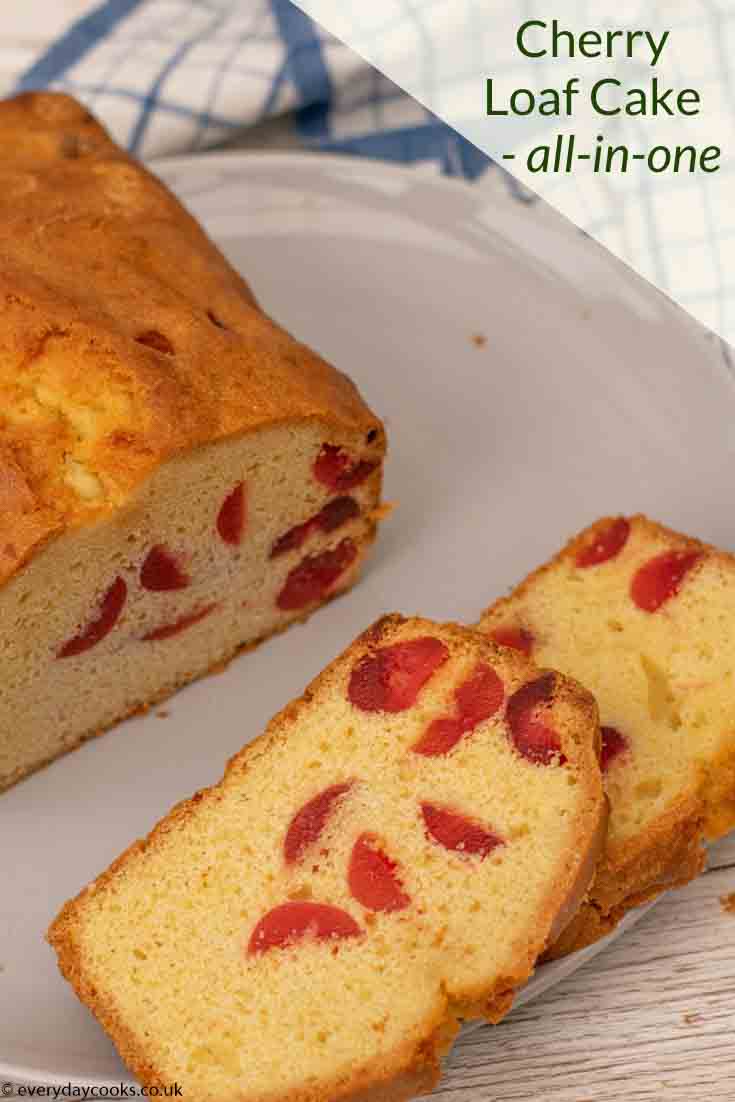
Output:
[294,0,735,346]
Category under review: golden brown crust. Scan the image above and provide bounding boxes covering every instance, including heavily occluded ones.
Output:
[479,512,732,957]
[546,791,610,946]
[701,738,735,839]
[586,792,705,914]
[0,92,383,588]
[48,614,605,1102]
[544,804,705,960]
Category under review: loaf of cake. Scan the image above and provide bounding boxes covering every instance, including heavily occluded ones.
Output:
[0,92,385,791]
[49,615,606,1102]
[478,514,735,955]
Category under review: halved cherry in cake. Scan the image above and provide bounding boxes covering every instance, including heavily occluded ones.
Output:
[575,517,630,568]
[490,626,534,657]
[276,539,357,611]
[57,577,127,658]
[270,496,359,558]
[348,833,410,913]
[421,803,504,859]
[248,902,362,955]
[320,495,360,532]
[140,545,189,591]
[630,549,702,613]
[413,716,464,757]
[313,444,377,493]
[505,673,565,765]
[217,482,246,545]
[142,603,218,641]
[348,637,449,713]
[600,726,629,772]
[413,663,504,756]
[271,517,314,558]
[455,663,505,728]
[284,782,354,865]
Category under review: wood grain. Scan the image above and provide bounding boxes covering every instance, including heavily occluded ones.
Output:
[435,835,735,1101]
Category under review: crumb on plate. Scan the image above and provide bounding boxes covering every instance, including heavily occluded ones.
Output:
[720,892,735,914]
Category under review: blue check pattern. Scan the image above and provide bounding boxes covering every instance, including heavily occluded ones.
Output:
[15,0,492,180]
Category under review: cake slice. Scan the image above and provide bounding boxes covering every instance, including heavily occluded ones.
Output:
[478,514,735,955]
[49,615,605,1102]
[0,91,385,791]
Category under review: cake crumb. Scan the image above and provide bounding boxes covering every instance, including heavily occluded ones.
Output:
[471,333,487,348]
[369,501,396,522]
[288,884,312,901]
[156,709,170,719]
[720,892,735,914]
[683,1012,702,1025]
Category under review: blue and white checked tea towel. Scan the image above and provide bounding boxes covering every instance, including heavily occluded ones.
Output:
[2,0,489,174]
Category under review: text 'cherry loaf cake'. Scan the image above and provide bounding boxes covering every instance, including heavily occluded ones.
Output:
[49,615,606,1102]
[0,92,386,791]
[479,514,735,956]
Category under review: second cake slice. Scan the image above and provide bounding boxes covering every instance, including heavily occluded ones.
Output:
[479,514,735,955]
[49,615,605,1102]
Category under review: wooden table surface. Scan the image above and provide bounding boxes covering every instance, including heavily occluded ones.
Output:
[435,834,735,1102]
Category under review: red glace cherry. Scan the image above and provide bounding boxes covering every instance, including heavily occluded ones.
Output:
[313,444,377,493]
[575,517,630,568]
[421,803,504,859]
[140,545,189,591]
[490,626,534,657]
[247,902,361,955]
[284,782,354,865]
[412,663,504,756]
[217,482,246,545]
[505,673,565,765]
[57,577,127,658]
[142,603,218,641]
[348,833,411,913]
[347,637,449,713]
[276,539,357,611]
[630,549,702,612]
[600,726,629,772]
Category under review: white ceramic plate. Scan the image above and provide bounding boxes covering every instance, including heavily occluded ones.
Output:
[2,153,734,1089]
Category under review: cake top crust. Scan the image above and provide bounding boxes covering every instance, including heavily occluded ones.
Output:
[0,92,382,587]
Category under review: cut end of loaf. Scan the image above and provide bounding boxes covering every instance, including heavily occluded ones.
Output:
[0,91,388,790]
[0,421,385,790]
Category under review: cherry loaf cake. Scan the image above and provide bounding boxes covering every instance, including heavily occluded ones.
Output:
[479,514,735,956]
[0,92,385,791]
[49,615,606,1102]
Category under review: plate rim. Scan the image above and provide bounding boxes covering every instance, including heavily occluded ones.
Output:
[146,148,735,369]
